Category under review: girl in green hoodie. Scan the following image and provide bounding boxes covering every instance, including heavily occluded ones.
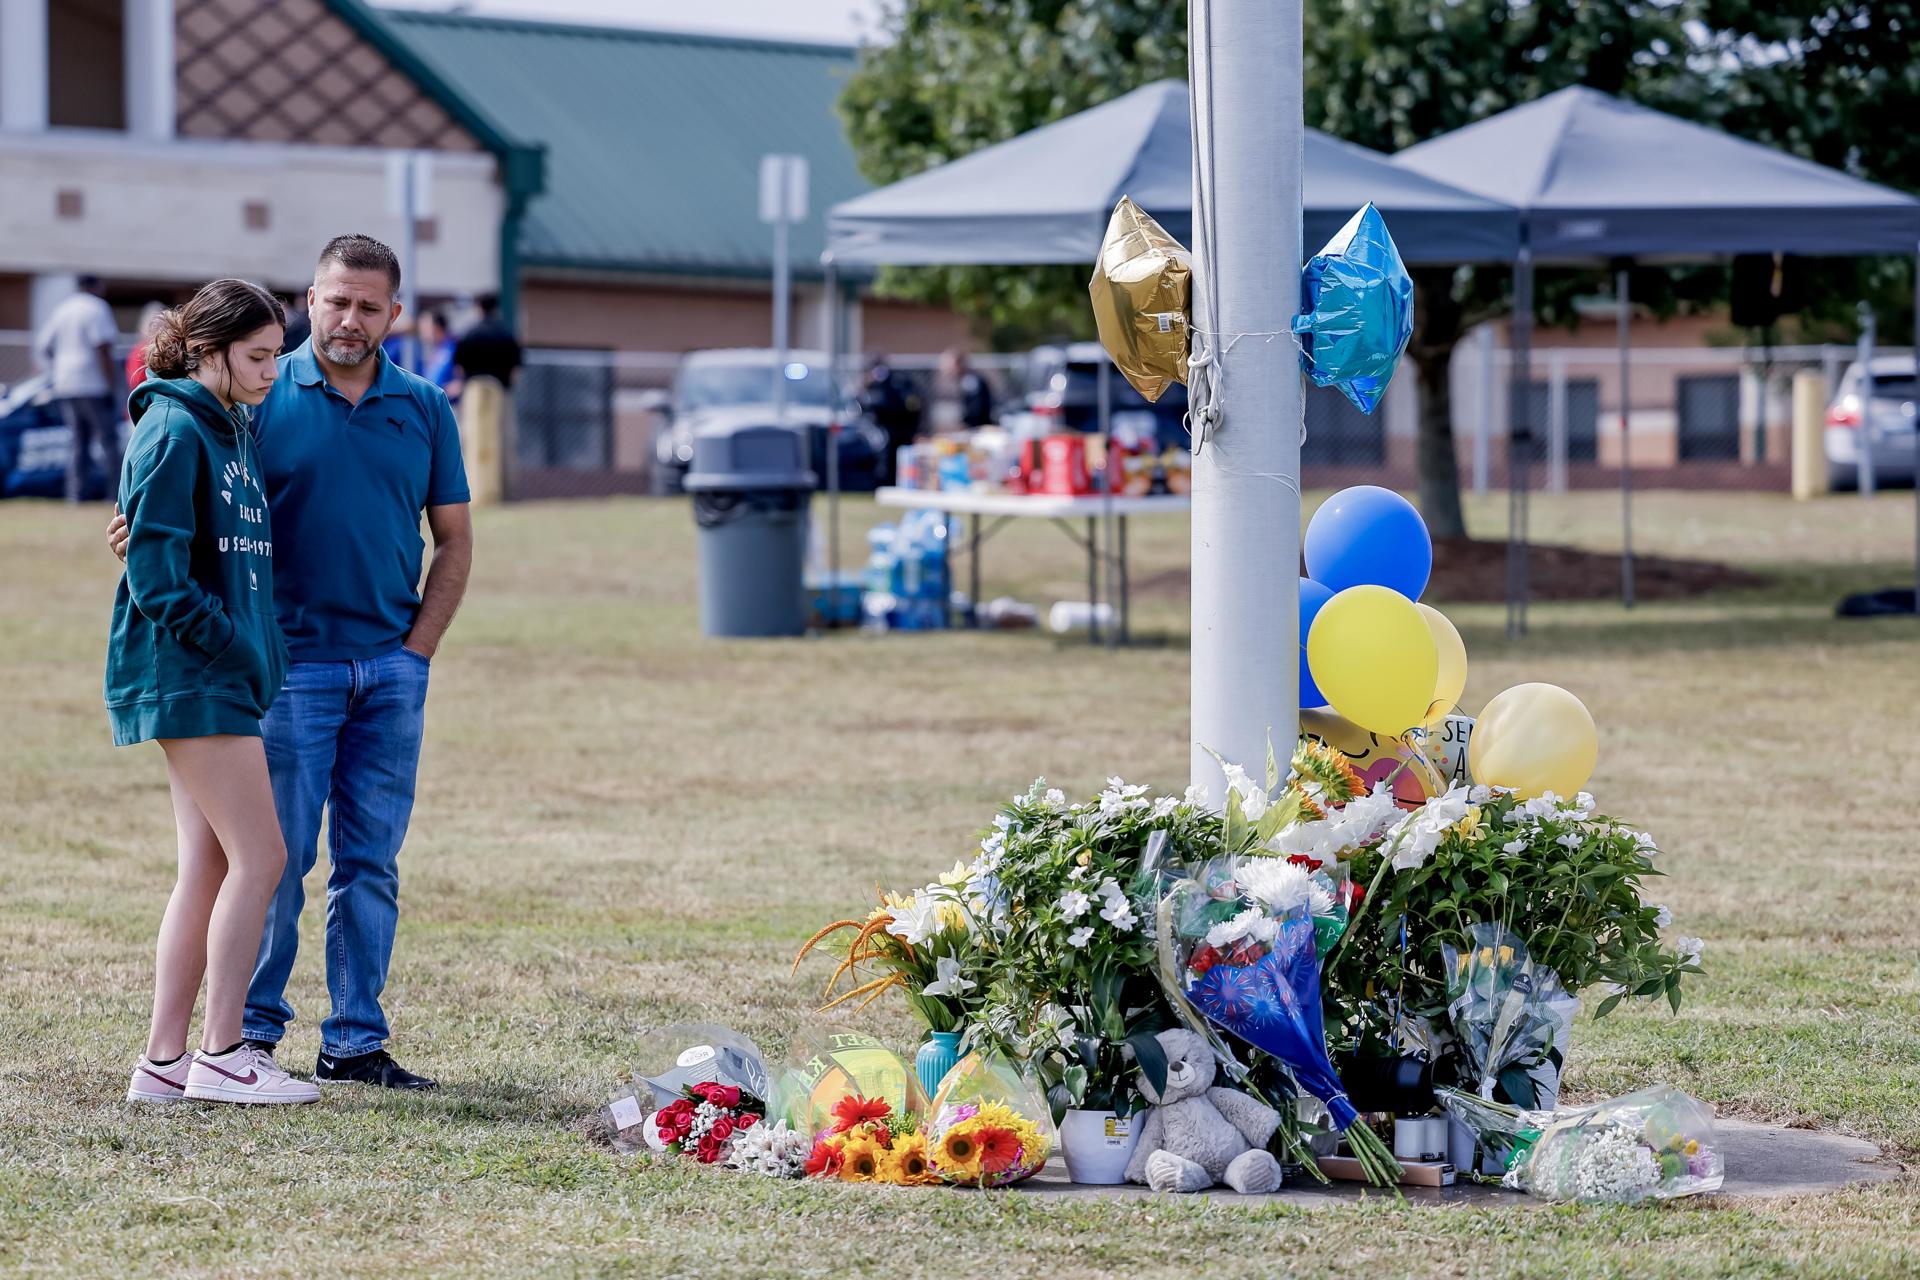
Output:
[110,280,317,1106]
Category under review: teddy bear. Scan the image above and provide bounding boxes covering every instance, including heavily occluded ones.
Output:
[1122,1027,1285,1194]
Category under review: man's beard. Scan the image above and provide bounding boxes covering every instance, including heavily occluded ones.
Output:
[320,330,379,367]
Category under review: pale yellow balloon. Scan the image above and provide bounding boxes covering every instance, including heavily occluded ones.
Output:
[1467,683,1599,800]
[1415,603,1468,727]
[1306,585,1438,737]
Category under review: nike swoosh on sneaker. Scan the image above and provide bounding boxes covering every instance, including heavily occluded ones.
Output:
[200,1060,259,1085]
[138,1067,186,1087]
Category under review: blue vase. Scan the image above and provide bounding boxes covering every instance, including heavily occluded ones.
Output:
[916,1031,962,1100]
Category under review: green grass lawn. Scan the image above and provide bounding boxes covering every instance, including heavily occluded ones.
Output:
[3,489,1918,1278]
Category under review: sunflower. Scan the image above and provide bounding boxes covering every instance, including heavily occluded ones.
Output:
[936,1126,983,1179]
[838,1134,884,1182]
[883,1131,937,1185]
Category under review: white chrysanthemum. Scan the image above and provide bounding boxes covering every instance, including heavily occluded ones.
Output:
[1205,905,1280,951]
[1045,788,1066,806]
[1236,858,1333,916]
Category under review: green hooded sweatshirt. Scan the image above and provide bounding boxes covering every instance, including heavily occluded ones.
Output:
[105,378,289,745]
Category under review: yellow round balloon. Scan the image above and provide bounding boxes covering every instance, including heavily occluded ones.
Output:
[1415,603,1468,727]
[1306,586,1438,737]
[1468,682,1599,800]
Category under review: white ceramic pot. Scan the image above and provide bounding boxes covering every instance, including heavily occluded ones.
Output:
[1060,1109,1140,1184]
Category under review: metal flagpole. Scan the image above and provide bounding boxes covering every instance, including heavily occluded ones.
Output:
[1506,230,1533,639]
[824,254,841,607]
[1187,0,1303,796]
[1618,266,1636,609]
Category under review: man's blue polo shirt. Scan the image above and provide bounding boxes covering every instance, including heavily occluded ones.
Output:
[254,340,470,661]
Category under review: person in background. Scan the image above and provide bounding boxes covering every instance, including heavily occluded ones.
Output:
[939,347,995,430]
[451,293,523,390]
[125,302,168,393]
[34,274,121,502]
[861,354,922,483]
[280,293,311,355]
[418,309,458,398]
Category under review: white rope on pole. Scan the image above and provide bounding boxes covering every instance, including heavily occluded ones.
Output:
[1187,0,1304,800]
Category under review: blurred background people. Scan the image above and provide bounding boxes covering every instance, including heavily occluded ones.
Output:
[34,275,122,504]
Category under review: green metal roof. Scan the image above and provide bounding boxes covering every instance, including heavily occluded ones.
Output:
[380,9,870,278]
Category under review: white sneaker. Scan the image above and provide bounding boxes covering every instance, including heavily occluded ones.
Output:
[127,1051,196,1104]
[184,1045,320,1105]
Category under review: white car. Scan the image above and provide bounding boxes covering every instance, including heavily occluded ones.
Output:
[1826,358,1918,490]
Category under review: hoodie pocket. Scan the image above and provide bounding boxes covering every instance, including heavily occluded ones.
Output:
[201,610,279,713]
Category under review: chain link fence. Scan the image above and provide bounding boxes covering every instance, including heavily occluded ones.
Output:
[2,331,1904,506]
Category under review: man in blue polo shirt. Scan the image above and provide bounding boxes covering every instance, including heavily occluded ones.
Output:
[112,235,472,1090]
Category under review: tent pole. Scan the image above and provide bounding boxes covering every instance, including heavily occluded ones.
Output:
[1188,0,1303,796]
[1618,266,1635,609]
[1507,232,1533,639]
[824,254,841,613]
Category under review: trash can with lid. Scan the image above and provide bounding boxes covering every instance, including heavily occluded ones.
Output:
[685,425,817,637]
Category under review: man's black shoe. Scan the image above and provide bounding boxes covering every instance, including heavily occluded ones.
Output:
[241,1038,278,1056]
[315,1049,438,1091]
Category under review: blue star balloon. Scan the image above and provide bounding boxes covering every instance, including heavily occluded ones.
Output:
[1292,203,1414,415]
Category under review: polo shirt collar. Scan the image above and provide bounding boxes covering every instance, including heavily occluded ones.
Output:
[288,339,410,400]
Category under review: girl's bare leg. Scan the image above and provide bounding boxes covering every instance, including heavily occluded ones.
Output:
[154,735,287,1053]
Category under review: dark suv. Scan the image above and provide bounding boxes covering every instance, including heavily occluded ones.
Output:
[1023,341,1192,450]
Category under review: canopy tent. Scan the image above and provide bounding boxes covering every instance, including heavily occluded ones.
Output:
[826,79,1519,267]
[1393,86,1920,260]
[1392,86,1920,630]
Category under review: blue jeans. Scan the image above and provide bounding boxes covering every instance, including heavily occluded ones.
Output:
[244,647,430,1056]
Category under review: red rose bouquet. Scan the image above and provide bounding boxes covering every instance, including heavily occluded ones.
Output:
[649,1081,766,1164]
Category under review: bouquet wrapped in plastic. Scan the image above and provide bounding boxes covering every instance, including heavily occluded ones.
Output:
[1505,1086,1724,1203]
[924,1052,1056,1188]
[603,1024,771,1158]
[1153,850,1401,1184]
[1434,924,1578,1170]
[769,1026,926,1140]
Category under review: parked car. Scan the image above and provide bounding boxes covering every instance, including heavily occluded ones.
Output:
[651,349,888,494]
[0,374,117,500]
[1023,341,1191,451]
[1826,358,1918,490]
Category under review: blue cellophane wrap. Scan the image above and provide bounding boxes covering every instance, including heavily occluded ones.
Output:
[1292,203,1414,415]
[1187,910,1362,1131]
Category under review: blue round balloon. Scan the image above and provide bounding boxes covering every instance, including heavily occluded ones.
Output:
[1299,577,1333,708]
[1303,485,1432,599]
